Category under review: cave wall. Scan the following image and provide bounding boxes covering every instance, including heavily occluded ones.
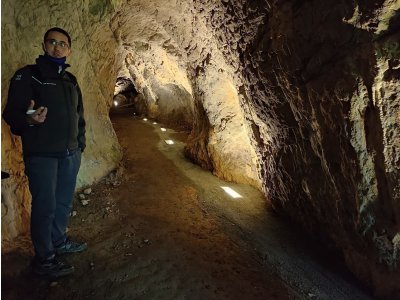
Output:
[109,0,262,187]
[1,0,261,246]
[1,0,122,245]
[2,0,399,297]
[193,0,400,297]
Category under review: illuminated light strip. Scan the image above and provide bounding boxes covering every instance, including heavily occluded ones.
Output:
[164,140,174,145]
[221,186,242,199]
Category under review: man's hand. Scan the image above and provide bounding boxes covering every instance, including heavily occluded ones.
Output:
[27,100,48,125]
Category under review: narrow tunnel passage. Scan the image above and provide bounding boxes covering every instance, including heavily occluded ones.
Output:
[2,1,399,297]
[113,77,138,109]
[3,108,372,299]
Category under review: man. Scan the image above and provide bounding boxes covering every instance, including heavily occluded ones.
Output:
[3,27,87,277]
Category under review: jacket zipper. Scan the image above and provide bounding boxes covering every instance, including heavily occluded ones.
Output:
[61,72,71,155]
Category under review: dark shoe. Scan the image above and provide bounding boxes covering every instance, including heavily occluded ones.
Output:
[31,257,74,277]
[55,238,87,255]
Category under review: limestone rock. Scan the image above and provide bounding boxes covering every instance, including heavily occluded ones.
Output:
[83,188,92,195]
[201,1,400,297]
[1,0,399,297]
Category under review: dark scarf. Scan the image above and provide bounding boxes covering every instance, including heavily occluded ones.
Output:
[44,53,67,66]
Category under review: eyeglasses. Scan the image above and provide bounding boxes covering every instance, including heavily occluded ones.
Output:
[46,39,69,49]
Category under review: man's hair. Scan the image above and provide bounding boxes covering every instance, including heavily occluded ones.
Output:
[44,27,71,46]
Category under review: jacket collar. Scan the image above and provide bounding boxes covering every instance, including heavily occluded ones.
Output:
[36,55,71,76]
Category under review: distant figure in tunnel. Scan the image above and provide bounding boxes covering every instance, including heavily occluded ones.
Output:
[2,27,87,277]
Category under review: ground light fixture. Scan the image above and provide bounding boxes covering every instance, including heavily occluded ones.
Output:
[221,186,242,199]
[113,101,118,106]
[164,140,174,145]
[153,122,157,125]
[143,118,148,121]
[161,128,167,132]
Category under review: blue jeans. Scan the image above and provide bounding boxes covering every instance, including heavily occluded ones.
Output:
[24,150,81,260]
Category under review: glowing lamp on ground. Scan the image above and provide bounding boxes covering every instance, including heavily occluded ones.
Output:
[221,186,242,199]
[143,118,148,121]
[164,140,174,145]
[161,128,167,132]
[113,101,118,107]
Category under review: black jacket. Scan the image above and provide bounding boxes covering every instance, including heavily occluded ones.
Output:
[3,55,86,156]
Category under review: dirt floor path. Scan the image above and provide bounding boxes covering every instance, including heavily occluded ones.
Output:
[2,110,372,299]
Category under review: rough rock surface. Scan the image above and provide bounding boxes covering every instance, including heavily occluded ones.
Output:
[109,0,261,188]
[1,0,399,297]
[200,0,400,297]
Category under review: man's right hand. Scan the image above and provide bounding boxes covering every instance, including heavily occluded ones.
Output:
[27,100,47,125]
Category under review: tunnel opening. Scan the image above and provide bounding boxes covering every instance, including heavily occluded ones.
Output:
[107,45,262,191]
[109,48,196,133]
[113,76,138,109]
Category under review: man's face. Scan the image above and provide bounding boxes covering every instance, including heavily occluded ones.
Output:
[43,31,71,58]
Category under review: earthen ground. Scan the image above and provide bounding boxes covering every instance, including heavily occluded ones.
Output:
[2,110,371,300]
